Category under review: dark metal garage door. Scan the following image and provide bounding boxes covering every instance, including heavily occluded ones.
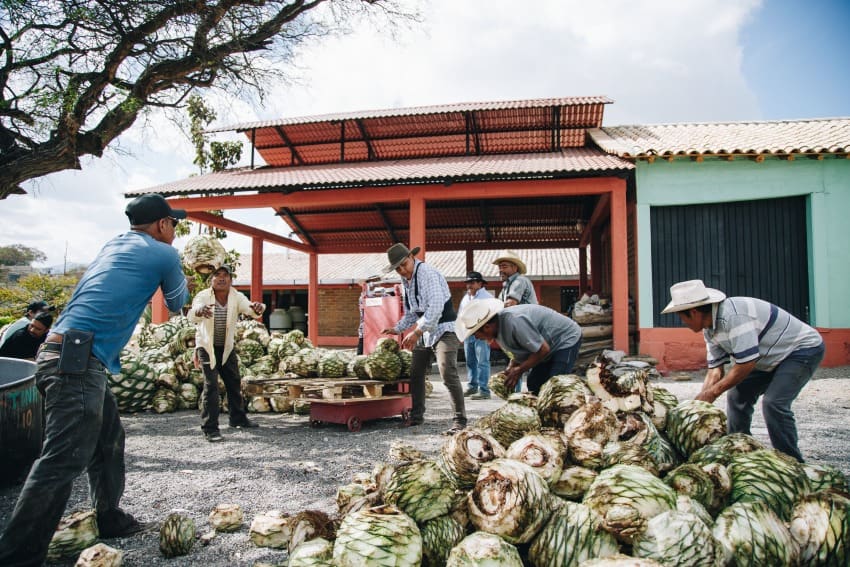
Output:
[651,196,809,327]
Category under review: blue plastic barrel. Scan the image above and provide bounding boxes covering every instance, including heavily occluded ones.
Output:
[0,357,42,486]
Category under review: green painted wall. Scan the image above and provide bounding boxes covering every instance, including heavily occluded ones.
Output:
[635,157,850,328]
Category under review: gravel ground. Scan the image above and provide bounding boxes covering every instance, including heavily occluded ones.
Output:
[2,363,849,566]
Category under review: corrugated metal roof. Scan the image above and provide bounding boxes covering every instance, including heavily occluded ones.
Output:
[232,248,582,286]
[130,149,633,197]
[588,118,850,158]
[209,96,613,132]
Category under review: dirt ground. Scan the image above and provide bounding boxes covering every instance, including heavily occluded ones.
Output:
[1,363,848,566]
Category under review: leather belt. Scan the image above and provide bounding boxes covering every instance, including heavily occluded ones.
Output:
[41,342,62,353]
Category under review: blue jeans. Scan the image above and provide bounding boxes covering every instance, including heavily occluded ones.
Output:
[0,352,128,567]
[526,339,582,395]
[727,343,825,462]
[464,337,491,395]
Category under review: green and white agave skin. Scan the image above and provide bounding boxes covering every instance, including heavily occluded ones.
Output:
[583,464,677,544]
[619,411,680,474]
[712,501,800,567]
[506,432,565,486]
[601,441,659,477]
[674,494,715,528]
[288,537,334,567]
[728,449,810,521]
[333,505,422,567]
[535,374,591,427]
[551,466,598,501]
[687,432,765,467]
[159,512,196,558]
[665,463,716,512]
[467,459,553,544]
[648,385,679,431]
[437,429,505,489]
[803,463,850,494]
[789,491,850,566]
[446,532,523,567]
[488,372,512,400]
[700,462,732,515]
[666,400,727,458]
[528,500,619,567]
[564,400,619,470]
[183,234,226,274]
[632,510,723,566]
[47,510,99,562]
[383,460,462,524]
[578,554,664,566]
[482,401,542,449]
[421,515,466,567]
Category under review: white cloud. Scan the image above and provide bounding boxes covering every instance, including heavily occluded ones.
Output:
[0,0,766,268]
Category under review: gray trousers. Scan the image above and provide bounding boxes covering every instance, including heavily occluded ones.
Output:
[410,331,466,424]
[0,353,128,567]
[727,343,825,462]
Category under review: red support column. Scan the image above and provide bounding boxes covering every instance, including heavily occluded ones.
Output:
[579,246,588,295]
[610,181,629,352]
[465,249,474,272]
[410,195,426,257]
[151,288,169,323]
[250,237,263,304]
[308,252,319,346]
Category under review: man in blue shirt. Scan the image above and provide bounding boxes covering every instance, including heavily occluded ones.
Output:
[0,194,191,567]
[381,243,467,434]
[459,271,494,399]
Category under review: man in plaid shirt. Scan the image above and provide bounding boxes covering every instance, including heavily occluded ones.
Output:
[381,243,467,434]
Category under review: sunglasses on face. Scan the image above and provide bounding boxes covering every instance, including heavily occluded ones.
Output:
[166,217,179,228]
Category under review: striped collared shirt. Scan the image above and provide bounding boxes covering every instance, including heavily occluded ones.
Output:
[704,297,823,371]
[395,259,455,347]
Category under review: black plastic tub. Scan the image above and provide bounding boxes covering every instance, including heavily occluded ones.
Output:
[0,357,42,486]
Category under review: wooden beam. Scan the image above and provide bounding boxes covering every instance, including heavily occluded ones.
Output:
[610,182,629,351]
[166,177,624,212]
[251,237,263,303]
[374,203,398,243]
[185,211,312,253]
[753,154,766,163]
[278,208,317,248]
[692,155,704,163]
[274,126,304,165]
[580,193,610,248]
[479,200,492,242]
[355,119,375,160]
[410,195,426,256]
[308,252,319,345]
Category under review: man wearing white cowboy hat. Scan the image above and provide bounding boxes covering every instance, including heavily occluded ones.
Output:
[456,298,582,395]
[493,250,537,307]
[380,243,467,434]
[663,279,825,462]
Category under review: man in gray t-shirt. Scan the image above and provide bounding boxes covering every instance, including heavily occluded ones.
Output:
[456,299,582,395]
[662,279,825,462]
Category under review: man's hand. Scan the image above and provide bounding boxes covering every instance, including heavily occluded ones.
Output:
[504,298,518,308]
[401,328,423,350]
[695,388,720,404]
[503,364,523,391]
[195,304,214,318]
[250,302,266,316]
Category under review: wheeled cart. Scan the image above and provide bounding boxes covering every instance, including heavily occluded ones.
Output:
[309,395,412,432]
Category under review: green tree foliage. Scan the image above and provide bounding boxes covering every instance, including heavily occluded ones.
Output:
[0,244,47,266]
[0,272,79,318]
[0,0,417,198]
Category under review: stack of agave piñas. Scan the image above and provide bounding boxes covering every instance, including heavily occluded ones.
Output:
[253,350,847,566]
[55,351,849,565]
[108,317,415,416]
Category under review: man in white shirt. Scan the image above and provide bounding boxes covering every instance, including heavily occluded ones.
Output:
[662,279,825,462]
[459,271,493,399]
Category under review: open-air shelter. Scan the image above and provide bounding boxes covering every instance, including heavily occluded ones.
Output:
[130,96,635,350]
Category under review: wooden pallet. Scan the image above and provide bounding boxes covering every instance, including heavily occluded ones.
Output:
[286,378,410,400]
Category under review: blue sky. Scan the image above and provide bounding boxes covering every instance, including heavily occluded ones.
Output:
[1,0,848,269]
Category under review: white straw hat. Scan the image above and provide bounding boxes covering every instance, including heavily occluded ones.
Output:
[455,298,504,341]
[661,279,726,314]
[492,250,527,275]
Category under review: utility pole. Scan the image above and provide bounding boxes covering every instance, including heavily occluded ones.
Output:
[63,241,68,275]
